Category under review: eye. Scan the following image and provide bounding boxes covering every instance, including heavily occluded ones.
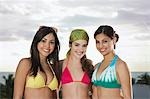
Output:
[75,44,79,46]
[83,44,87,47]
[96,40,100,44]
[103,40,108,43]
[41,39,46,43]
[50,41,55,44]
[102,40,108,44]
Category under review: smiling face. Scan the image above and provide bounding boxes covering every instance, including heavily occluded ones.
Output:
[37,33,55,59]
[70,40,88,59]
[95,33,115,56]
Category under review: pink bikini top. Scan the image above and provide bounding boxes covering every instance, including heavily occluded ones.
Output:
[61,61,91,85]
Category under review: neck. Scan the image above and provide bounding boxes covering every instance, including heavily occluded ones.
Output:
[67,55,81,68]
[40,58,48,66]
[103,52,115,62]
[68,55,80,63]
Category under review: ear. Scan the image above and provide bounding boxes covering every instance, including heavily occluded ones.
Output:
[69,43,72,47]
[113,36,117,44]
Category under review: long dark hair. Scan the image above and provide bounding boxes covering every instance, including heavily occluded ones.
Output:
[94,25,119,49]
[30,26,60,77]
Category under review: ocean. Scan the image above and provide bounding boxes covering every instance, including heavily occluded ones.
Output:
[0,71,150,99]
[0,71,150,84]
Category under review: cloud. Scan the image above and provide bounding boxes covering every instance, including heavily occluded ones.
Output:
[0,36,18,41]
[134,33,150,41]
[0,1,33,15]
[60,14,99,27]
[0,0,150,42]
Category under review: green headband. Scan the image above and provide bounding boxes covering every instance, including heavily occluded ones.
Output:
[69,29,89,43]
[67,29,89,57]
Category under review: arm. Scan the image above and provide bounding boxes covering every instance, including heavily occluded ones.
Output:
[117,61,132,99]
[57,82,62,99]
[92,85,98,99]
[91,63,99,99]
[13,58,30,99]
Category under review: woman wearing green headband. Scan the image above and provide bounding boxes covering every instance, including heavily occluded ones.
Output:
[59,29,94,99]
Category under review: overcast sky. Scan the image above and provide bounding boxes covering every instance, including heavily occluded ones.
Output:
[0,0,150,72]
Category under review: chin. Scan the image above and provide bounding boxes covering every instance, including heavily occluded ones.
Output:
[77,56,83,59]
[74,55,83,59]
[100,51,108,56]
[43,53,51,57]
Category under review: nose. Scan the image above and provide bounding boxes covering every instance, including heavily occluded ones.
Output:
[80,47,84,52]
[80,46,87,52]
[97,42,103,49]
[44,42,50,49]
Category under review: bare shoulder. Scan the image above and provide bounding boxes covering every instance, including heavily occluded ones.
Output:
[116,57,130,73]
[15,58,31,74]
[62,58,67,69]
[19,58,31,64]
[18,58,31,68]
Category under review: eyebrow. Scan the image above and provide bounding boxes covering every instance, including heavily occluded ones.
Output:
[42,38,55,41]
[96,37,110,41]
[74,42,87,45]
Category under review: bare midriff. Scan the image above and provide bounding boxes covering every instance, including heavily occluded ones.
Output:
[97,86,123,99]
[62,82,90,99]
[24,87,54,99]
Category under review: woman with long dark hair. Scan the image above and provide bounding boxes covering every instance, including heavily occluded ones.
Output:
[13,26,60,99]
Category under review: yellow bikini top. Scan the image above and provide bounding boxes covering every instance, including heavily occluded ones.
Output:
[25,65,58,90]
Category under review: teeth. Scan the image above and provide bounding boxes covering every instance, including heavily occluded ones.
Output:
[76,52,83,55]
[44,49,49,52]
[77,53,82,55]
[100,49,105,52]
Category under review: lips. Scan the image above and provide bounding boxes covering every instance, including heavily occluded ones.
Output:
[98,48,107,53]
[100,49,105,52]
[76,51,84,56]
[43,49,50,53]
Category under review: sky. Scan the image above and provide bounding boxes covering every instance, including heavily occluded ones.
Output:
[0,0,150,72]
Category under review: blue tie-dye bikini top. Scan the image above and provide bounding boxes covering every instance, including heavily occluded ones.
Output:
[92,55,121,88]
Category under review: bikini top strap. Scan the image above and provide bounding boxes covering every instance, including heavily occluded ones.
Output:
[110,55,118,67]
[47,60,55,75]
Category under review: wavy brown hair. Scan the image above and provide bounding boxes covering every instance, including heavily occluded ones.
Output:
[30,26,60,77]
